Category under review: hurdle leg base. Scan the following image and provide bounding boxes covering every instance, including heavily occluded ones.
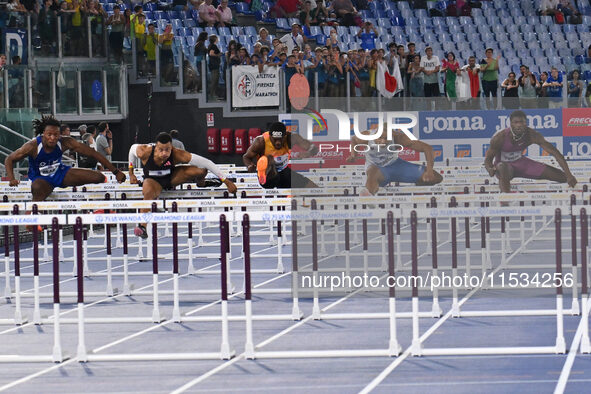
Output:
[77,346,88,362]
[451,304,461,318]
[431,301,442,318]
[555,337,566,354]
[13,311,27,326]
[3,285,11,299]
[571,298,580,315]
[172,308,182,323]
[123,283,133,296]
[220,343,235,360]
[388,340,402,357]
[244,343,255,359]
[276,262,284,274]
[411,340,423,356]
[152,309,164,323]
[52,347,64,363]
[291,306,304,320]
[580,336,591,353]
[33,309,42,325]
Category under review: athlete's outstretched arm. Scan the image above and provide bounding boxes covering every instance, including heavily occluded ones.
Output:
[346,133,365,162]
[4,140,35,186]
[291,133,318,158]
[63,137,126,183]
[483,133,504,177]
[127,144,151,184]
[243,136,266,172]
[395,132,437,178]
[174,149,237,193]
[531,132,577,187]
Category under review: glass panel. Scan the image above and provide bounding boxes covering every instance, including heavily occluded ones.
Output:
[181,53,200,94]
[0,108,38,152]
[106,66,121,114]
[60,10,87,57]
[35,6,59,58]
[5,66,28,109]
[88,11,108,58]
[159,42,179,87]
[32,70,52,113]
[81,70,104,114]
[55,69,78,114]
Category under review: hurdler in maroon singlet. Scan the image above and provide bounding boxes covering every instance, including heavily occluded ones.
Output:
[493,128,546,179]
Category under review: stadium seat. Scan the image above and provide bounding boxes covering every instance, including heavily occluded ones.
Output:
[276,18,290,31]
[185,36,196,47]
[218,27,231,36]
[235,2,253,15]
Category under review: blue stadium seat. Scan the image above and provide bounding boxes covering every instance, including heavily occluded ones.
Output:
[191,27,204,37]
[218,27,231,36]
[540,15,553,25]
[244,26,257,37]
[235,2,253,15]
[392,16,406,27]
[167,11,181,20]
[378,18,392,28]
[185,36,196,47]
[231,26,243,36]
[171,19,183,31]
[276,18,290,31]
[584,70,591,81]
[153,11,166,20]
[144,2,157,11]
[183,18,196,28]
[205,27,216,36]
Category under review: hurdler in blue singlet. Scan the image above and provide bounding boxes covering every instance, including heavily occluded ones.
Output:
[28,135,72,188]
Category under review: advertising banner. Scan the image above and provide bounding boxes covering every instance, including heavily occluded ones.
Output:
[232,66,279,107]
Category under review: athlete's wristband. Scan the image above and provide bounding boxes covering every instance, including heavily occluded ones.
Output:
[112,168,121,175]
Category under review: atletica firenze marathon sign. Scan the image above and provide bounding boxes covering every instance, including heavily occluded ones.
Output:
[232,66,279,107]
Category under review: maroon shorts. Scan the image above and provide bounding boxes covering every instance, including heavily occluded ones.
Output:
[495,157,546,179]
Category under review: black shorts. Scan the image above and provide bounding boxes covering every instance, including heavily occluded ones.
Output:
[261,167,311,189]
[144,176,173,190]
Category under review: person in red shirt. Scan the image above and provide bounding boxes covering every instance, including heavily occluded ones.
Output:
[271,0,299,18]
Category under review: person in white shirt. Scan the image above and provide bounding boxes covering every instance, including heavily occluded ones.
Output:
[280,23,305,54]
[539,0,559,15]
[420,47,440,97]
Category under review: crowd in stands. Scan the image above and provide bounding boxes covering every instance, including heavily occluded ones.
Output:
[2,0,591,107]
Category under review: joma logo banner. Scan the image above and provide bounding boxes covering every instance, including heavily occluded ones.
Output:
[419,109,562,139]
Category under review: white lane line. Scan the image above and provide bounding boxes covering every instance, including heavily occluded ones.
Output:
[360,217,554,393]
[0,229,292,391]
[554,293,591,394]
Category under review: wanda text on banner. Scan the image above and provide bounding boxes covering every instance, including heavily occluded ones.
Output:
[232,66,279,108]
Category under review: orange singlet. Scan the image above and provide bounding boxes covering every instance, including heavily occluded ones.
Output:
[262,131,291,172]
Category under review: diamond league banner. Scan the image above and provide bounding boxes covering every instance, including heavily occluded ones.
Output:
[231,65,279,108]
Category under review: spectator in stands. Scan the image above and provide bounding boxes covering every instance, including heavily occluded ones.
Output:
[123,8,132,41]
[420,47,440,98]
[408,54,424,98]
[256,28,272,48]
[368,49,378,97]
[538,71,549,99]
[227,40,241,66]
[96,122,113,168]
[60,123,70,136]
[441,51,459,99]
[106,5,125,63]
[518,65,538,109]
[330,0,358,26]
[271,0,300,18]
[207,35,222,100]
[260,46,271,65]
[144,23,158,75]
[354,49,370,97]
[501,72,519,109]
[480,48,501,108]
[357,21,378,51]
[586,82,591,107]
[268,38,281,57]
[88,0,107,57]
[280,23,305,54]
[199,0,217,27]
[567,69,583,107]
[130,5,143,41]
[79,125,98,169]
[7,0,27,27]
[183,60,199,92]
[539,0,559,15]
[38,0,57,56]
[325,47,343,97]
[169,130,186,150]
[300,0,319,29]
[543,67,563,108]
[159,24,176,83]
[325,27,340,48]
[238,47,251,65]
[135,14,147,75]
[216,0,234,27]
[194,31,208,85]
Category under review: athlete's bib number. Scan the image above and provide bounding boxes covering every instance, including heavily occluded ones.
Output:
[39,162,60,177]
[274,154,289,171]
[500,151,522,162]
